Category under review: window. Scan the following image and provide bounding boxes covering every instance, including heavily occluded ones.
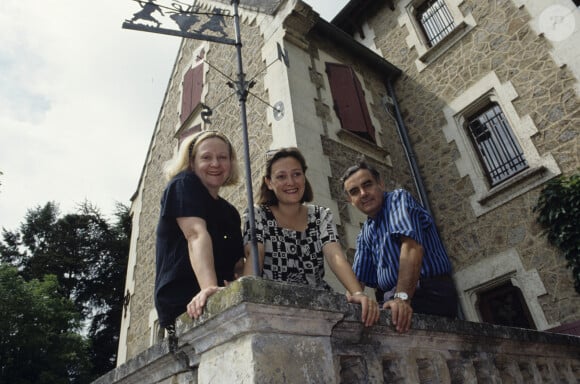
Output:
[466,103,528,187]
[454,249,554,331]
[178,124,201,147]
[398,0,476,70]
[180,64,204,125]
[326,62,375,143]
[415,0,455,47]
[442,72,560,217]
[477,280,535,329]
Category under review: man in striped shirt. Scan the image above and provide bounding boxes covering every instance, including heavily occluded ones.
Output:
[341,160,458,333]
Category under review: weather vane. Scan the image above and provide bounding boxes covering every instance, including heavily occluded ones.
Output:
[123,0,287,123]
[123,0,235,44]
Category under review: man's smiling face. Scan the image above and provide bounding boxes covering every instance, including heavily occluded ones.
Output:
[343,169,385,218]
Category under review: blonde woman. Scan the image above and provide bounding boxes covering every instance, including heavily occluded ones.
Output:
[155,130,244,336]
[242,148,379,327]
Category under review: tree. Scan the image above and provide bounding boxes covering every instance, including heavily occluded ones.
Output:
[0,201,131,379]
[0,264,92,383]
[84,203,132,373]
[534,173,580,293]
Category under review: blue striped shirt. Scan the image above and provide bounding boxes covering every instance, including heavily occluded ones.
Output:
[352,189,452,291]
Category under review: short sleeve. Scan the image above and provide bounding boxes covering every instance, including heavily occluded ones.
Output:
[387,189,430,245]
[243,205,266,245]
[160,173,209,220]
[318,206,339,246]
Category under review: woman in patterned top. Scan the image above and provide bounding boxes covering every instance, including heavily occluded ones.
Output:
[242,147,379,327]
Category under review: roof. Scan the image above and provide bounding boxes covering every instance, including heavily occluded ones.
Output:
[332,0,394,35]
[313,10,401,80]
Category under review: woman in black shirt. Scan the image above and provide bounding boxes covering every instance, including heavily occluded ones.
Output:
[155,130,244,334]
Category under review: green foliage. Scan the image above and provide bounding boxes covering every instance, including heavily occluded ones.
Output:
[0,265,92,383]
[534,173,580,293]
[0,201,131,380]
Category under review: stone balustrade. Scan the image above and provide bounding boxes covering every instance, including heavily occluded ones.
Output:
[94,277,580,383]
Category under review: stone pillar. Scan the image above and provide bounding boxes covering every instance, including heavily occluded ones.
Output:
[176,277,347,383]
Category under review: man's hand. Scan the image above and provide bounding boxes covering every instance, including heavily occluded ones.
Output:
[383,298,413,333]
[187,286,223,319]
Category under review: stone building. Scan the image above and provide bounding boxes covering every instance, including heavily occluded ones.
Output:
[116,0,580,367]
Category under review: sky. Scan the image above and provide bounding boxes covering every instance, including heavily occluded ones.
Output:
[0,0,349,231]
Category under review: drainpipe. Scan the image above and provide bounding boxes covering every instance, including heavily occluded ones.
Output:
[385,77,433,216]
[386,76,465,319]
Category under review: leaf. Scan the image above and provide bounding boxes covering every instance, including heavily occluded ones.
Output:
[534,173,580,293]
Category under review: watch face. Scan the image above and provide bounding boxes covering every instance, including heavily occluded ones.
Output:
[395,292,408,301]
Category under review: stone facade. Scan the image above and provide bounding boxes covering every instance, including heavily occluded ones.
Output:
[343,0,579,330]
[117,0,580,365]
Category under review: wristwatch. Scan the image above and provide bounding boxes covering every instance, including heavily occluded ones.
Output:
[393,292,409,301]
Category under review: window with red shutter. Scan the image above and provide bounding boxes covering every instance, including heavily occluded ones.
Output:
[326,62,375,143]
[178,124,202,148]
[180,64,204,125]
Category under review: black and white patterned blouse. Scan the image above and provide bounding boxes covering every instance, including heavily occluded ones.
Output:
[243,204,338,290]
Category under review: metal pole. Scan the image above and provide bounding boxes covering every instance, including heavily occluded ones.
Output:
[231,0,259,276]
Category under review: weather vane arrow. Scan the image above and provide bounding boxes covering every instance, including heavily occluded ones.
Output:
[122,0,236,45]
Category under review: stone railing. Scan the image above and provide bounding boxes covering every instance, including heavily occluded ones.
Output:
[94,277,580,383]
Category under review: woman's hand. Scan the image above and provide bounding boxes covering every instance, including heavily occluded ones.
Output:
[187,286,223,319]
[347,292,380,327]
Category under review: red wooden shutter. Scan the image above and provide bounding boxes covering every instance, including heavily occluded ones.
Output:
[326,62,375,142]
[180,64,204,125]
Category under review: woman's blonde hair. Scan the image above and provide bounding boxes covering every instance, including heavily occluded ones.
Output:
[163,130,240,185]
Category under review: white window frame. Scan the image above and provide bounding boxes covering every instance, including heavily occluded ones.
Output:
[398,0,476,71]
[454,249,558,331]
[442,72,561,217]
[465,102,529,187]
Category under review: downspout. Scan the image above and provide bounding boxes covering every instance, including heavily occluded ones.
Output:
[386,76,465,319]
[385,76,433,216]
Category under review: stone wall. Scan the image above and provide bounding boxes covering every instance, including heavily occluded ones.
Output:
[359,0,580,326]
[96,278,580,384]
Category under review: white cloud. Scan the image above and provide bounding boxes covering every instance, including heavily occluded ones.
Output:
[0,0,179,230]
[0,0,346,230]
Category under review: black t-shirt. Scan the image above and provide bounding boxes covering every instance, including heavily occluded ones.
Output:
[154,171,243,327]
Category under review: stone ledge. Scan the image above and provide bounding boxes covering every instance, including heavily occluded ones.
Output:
[91,341,193,384]
[94,278,580,384]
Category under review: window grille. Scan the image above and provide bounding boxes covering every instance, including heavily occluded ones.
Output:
[416,0,455,47]
[467,103,528,186]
